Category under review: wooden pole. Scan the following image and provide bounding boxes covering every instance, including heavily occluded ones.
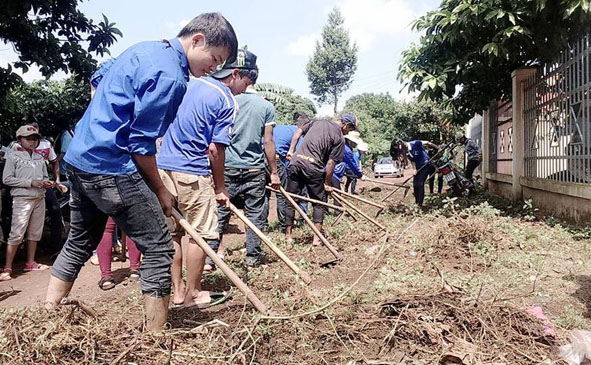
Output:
[381,175,413,202]
[172,209,268,313]
[364,177,410,189]
[332,192,386,231]
[229,204,312,285]
[278,186,341,260]
[266,186,345,211]
[334,188,386,211]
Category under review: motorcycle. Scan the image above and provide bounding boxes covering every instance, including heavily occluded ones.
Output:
[432,145,473,197]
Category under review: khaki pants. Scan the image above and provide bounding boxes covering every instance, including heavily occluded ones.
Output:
[159,170,219,240]
[7,196,45,245]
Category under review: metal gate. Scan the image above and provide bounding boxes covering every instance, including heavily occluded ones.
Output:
[523,34,591,183]
[488,100,513,175]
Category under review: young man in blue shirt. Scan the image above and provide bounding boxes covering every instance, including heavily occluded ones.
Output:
[390,138,438,207]
[45,13,238,331]
[157,48,255,309]
[211,54,282,267]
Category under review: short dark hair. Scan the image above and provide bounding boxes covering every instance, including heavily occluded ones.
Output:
[177,13,239,64]
[293,112,310,126]
[238,68,258,84]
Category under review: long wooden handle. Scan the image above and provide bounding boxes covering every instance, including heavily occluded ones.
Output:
[334,188,386,210]
[172,209,268,313]
[279,186,341,260]
[266,186,345,211]
[229,204,312,285]
[365,177,410,189]
[381,175,413,202]
[332,192,386,231]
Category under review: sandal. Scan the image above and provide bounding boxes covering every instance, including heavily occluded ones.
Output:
[98,277,115,290]
[24,262,49,271]
[186,289,233,310]
[0,268,12,281]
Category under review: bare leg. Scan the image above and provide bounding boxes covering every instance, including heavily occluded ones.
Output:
[144,295,170,332]
[171,236,185,305]
[25,240,38,265]
[285,225,293,242]
[312,222,323,246]
[45,275,74,308]
[4,244,18,269]
[184,240,209,306]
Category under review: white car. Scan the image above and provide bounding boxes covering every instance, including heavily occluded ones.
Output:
[373,157,403,178]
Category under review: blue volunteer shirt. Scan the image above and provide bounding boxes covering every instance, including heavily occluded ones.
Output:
[333,144,363,182]
[65,38,189,175]
[408,140,430,169]
[157,77,236,175]
[273,125,304,167]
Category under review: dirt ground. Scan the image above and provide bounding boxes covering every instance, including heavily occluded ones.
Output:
[1,169,591,364]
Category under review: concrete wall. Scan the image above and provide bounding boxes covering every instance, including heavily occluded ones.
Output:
[521,177,591,223]
[485,173,513,201]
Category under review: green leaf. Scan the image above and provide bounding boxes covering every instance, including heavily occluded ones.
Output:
[452,3,470,13]
[508,13,516,25]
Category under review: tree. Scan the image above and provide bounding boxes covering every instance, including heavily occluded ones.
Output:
[398,0,591,122]
[344,93,457,161]
[0,77,90,144]
[306,7,358,116]
[255,83,317,124]
[0,1,121,101]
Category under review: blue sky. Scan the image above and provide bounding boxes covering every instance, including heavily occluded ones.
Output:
[0,0,440,115]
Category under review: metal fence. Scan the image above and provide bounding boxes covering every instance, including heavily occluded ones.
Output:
[488,100,513,175]
[523,34,591,183]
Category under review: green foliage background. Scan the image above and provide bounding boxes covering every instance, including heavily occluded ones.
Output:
[398,0,591,122]
[0,78,90,144]
[344,93,460,162]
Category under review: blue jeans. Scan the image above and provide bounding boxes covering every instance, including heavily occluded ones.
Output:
[217,167,266,258]
[51,165,174,297]
[413,164,435,206]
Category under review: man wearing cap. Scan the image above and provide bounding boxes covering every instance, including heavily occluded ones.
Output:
[210,50,282,267]
[45,13,239,331]
[333,132,366,190]
[157,48,255,308]
[284,113,357,245]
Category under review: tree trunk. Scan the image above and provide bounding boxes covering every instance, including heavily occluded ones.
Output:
[333,89,338,117]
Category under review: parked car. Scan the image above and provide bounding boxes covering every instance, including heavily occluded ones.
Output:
[373,157,403,178]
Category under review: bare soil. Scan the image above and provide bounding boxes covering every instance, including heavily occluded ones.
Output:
[1,171,590,364]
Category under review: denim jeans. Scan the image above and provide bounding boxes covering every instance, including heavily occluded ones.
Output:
[51,165,174,297]
[413,164,436,206]
[217,167,266,258]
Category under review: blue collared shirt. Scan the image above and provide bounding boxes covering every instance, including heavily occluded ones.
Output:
[333,144,362,182]
[65,38,189,174]
[157,77,236,175]
[273,125,304,167]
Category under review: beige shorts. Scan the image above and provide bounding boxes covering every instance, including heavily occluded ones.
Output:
[159,170,219,240]
[7,196,46,245]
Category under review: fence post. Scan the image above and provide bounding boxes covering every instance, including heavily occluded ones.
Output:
[481,108,490,188]
[511,68,537,201]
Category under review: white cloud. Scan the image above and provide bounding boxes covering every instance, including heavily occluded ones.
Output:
[286,32,320,57]
[339,0,416,52]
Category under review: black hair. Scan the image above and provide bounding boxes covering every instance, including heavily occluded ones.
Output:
[389,138,407,160]
[177,13,239,64]
[293,111,309,123]
[238,68,258,84]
